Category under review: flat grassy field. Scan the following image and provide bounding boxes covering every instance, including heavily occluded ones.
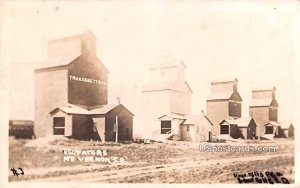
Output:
[9,136,294,183]
[112,155,294,183]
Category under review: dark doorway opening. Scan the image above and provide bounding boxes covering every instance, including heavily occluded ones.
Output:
[220,125,229,134]
[161,121,171,134]
[53,117,65,135]
[265,126,273,134]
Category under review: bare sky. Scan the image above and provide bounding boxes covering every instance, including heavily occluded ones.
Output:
[5,0,298,134]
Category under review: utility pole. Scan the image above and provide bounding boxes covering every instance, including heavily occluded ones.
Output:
[259,125,261,140]
[115,97,120,143]
[115,116,118,143]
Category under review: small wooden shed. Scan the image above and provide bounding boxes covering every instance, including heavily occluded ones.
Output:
[279,121,294,138]
[180,115,213,142]
[50,103,134,141]
[219,117,256,139]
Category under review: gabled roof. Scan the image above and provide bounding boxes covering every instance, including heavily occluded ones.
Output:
[280,121,293,129]
[207,91,242,101]
[35,53,81,70]
[182,115,201,125]
[149,61,186,70]
[50,104,134,116]
[264,121,281,127]
[90,103,134,115]
[142,81,174,91]
[142,81,192,93]
[220,117,254,128]
[89,104,119,115]
[234,117,253,128]
[158,113,186,120]
[211,78,238,84]
[220,116,236,125]
[35,55,109,72]
[48,34,82,44]
[50,104,90,115]
[181,114,213,126]
[48,30,96,45]
[252,85,276,92]
[249,98,278,107]
[207,92,233,101]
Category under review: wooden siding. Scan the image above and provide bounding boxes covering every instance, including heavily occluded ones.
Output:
[104,105,133,141]
[250,107,269,137]
[35,69,68,137]
[229,101,241,118]
[68,56,108,106]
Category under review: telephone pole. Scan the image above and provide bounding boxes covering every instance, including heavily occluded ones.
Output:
[115,116,118,143]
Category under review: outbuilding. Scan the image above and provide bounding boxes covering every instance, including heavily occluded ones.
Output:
[156,113,186,141]
[279,121,294,138]
[180,114,213,142]
[50,104,133,141]
[261,121,281,140]
[154,113,213,142]
[219,117,256,139]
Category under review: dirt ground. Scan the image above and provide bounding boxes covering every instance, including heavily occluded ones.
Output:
[9,136,295,183]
